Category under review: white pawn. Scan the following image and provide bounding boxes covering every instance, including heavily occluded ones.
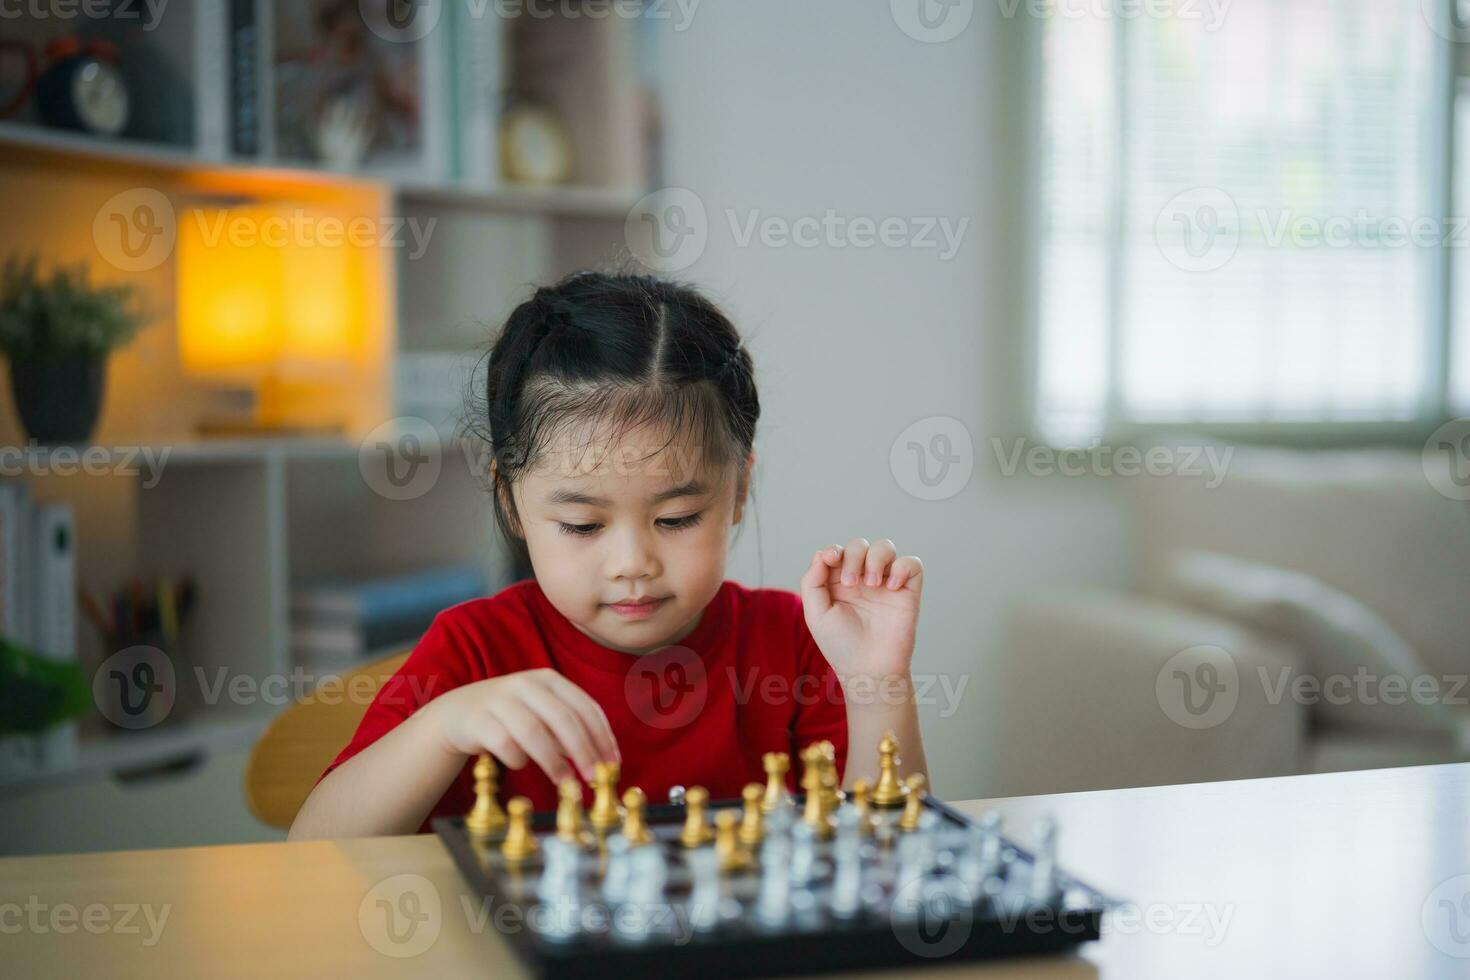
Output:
[536,837,583,942]
[686,847,722,932]
[602,833,632,905]
[1029,814,1062,904]
[829,809,863,919]
[616,844,669,942]
[789,821,818,887]
[755,828,793,928]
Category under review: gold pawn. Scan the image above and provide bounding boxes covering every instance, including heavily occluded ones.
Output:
[556,779,592,847]
[898,773,928,832]
[800,746,833,839]
[760,752,791,814]
[588,761,623,832]
[870,731,908,809]
[714,809,750,873]
[500,797,539,861]
[621,787,654,846]
[680,786,714,847]
[815,741,843,813]
[851,778,876,836]
[465,752,507,837]
[738,783,765,847]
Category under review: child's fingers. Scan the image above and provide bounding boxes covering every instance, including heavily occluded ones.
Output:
[541,672,621,764]
[470,714,528,770]
[886,555,924,591]
[520,683,601,782]
[839,537,870,585]
[863,539,897,586]
[493,699,574,785]
[800,548,837,617]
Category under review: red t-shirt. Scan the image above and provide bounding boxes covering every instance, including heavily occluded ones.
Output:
[320,578,848,832]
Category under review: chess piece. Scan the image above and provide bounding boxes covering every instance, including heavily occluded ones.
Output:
[789,820,818,887]
[602,833,632,904]
[616,845,670,942]
[850,778,876,836]
[536,837,583,942]
[898,773,927,832]
[715,809,751,873]
[754,825,793,928]
[501,797,539,862]
[815,741,843,813]
[800,746,833,839]
[622,787,654,846]
[870,732,908,809]
[1029,814,1063,904]
[680,786,715,848]
[589,761,623,832]
[686,846,721,931]
[830,809,863,919]
[738,783,765,847]
[761,752,791,814]
[556,779,592,847]
[465,752,507,837]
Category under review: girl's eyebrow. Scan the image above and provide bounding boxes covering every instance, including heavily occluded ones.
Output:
[545,480,711,507]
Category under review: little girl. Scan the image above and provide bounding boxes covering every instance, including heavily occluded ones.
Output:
[289,272,929,839]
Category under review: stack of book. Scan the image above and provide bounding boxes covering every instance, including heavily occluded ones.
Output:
[0,480,79,781]
[290,564,487,677]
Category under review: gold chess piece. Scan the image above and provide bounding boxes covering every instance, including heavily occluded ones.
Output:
[761,752,791,814]
[850,778,877,836]
[738,783,765,847]
[870,731,909,809]
[556,779,593,847]
[898,773,928,832]
[588,761,623,832]
[501,797,539,862]
[714,809,751,873]
[800,746,834,839]
[621,787,654,846]
[815,740,843,813]
[680,786,715,847]
[465,752,507,838]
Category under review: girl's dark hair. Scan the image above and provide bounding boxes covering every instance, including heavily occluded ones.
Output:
[468,270,760,573]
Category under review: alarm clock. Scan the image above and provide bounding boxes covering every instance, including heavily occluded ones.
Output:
[36,37,129,137]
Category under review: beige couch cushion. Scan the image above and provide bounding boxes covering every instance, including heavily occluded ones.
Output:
[1161,550,1457,738]
[1132,443,1470,682]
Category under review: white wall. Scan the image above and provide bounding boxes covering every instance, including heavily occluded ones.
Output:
[659,0,1130,798]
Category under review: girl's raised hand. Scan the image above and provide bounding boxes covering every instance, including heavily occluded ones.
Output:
[426,669,620,785]
[798,537,923,683]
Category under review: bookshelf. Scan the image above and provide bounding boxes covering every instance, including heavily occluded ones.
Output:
[0,4,656,798]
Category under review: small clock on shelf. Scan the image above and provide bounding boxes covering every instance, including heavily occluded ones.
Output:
[499,101,573,186]
[35,37,129,138]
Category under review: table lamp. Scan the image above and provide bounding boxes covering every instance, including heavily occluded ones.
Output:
[177,202,366,435]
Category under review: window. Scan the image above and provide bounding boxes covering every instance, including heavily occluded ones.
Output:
[1036,0,1462,445]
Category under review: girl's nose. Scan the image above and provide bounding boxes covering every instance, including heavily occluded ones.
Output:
[604,524,661,581]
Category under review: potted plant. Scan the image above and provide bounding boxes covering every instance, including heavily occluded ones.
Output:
[0,254,147,445]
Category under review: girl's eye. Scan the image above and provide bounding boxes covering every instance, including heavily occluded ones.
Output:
[556,512,704,537]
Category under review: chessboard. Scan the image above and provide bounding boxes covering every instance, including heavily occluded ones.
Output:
[433,737,1112,979]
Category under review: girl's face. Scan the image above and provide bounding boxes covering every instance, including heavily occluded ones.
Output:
[509,425,753,655]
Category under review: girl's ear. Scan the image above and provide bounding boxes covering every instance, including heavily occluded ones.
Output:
[731,449,756,525]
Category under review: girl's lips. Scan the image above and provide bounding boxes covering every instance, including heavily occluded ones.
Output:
[606,597,667,619]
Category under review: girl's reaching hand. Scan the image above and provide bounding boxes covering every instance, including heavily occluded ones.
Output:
[798,537,923,684]
[426,669,620,785]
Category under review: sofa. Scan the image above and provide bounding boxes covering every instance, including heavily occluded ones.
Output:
[992,441,1470,797]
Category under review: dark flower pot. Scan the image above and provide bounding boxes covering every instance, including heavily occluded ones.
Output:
[9,356,106,446]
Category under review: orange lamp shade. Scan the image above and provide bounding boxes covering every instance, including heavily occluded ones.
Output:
[177,204,366,381]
